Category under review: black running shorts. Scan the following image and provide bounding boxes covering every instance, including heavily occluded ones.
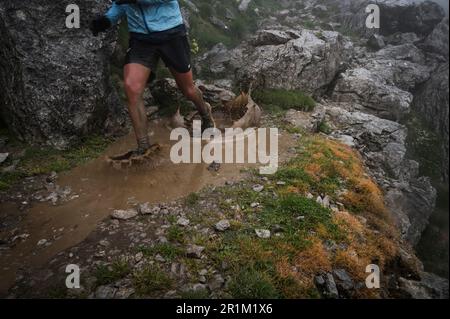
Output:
[125,33,192,74]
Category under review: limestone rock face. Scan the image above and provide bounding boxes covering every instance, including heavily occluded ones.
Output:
[0,0,126,149]
[413,63,449,183]
[323,104,437,245]
[196,28,352,96]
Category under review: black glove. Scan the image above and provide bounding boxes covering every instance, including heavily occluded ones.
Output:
[115,0,137,4]
[90,16,111,36]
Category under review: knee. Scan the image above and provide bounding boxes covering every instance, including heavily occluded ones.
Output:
[124,79,145,102]
[182,85,199,101]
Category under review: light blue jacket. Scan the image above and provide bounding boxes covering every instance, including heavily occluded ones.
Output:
[105,0,183,34]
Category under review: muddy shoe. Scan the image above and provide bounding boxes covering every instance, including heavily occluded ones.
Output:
[106,144,161,169]
[201,102,216,133]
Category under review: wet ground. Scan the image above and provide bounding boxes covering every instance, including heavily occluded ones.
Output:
[0,115,294,295]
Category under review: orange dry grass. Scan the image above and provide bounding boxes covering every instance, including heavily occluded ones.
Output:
[293,240,332,284]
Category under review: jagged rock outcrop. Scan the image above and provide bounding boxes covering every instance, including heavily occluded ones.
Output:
[196,28,352,96]
[0,0,126,149]
[329,0,445,38]
[322,103,436,245]
[331,44,430,121]
[413,63,449,182]
[421,17,449,60]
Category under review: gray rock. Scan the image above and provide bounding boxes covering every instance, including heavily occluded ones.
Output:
[331,0,445,37]
[333,269,354,292]
[95,285,117,299]
[138,202,155,215]
[0,152,9,164]
[255,229,271,239]
[422,17,449,59]
[215,220,231,232]
[398,272,449,299]
[252,184,264,193]
[413,63,449,183]
[0,1,126,148]
[208,274,225,291]
[325,104,437,245]
[196,28,351,96]
[177,217,190,227]
[367,34,386,51]
[186,245,205,259]
[315,273,339,299]
[111,209,138,221]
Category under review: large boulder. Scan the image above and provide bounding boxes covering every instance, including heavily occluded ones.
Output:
[196,28,352,96]
[0,1,126,149]
[413,63,449,183]
[421,17,449,60]
[331,44,430,121]
[327,0,445,38]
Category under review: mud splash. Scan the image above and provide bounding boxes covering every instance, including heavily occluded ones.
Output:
[0,116,294,295]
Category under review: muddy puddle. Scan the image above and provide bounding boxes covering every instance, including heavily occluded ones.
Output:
[0,114,294,294]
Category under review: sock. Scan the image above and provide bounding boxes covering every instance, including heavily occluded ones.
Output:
[137,136,150,154]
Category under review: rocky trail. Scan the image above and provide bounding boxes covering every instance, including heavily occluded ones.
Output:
[0,113,296,296]
[0,0,449,299]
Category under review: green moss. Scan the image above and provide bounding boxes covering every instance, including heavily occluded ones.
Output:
[253,89,316,112]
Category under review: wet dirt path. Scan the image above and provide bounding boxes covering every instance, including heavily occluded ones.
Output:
[0,117,294,295]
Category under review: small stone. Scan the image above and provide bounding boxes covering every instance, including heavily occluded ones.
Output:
[0,153,9,164]
[155,254,166,262]
[99,240,110,247]
[177,217,190,227]
[215,219,231,232]
[276,181,286,186]
[208,274,225,290]
[199,276,207,284]
[322,195,331,208]
[186,245,205,259]
[37,239,48,246]
[306,193,314,199]
[95,285,117,299]
[111,209,138,220]
[134,252,143,263]
[250,202,260,208]
[255,229,271,239]
[199,269,208,276]
[252,184,264,192]
[138,202,153,215]
[115,287,135,299]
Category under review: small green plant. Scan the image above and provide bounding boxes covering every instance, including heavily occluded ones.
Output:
[167,225,185,243]
[133,265,173,296]
[318,120,332,134]
[94,260,131,286]
[228,267,280,299]
[253,89,316,112]
[185,192,200,206]
[139,243,182,261]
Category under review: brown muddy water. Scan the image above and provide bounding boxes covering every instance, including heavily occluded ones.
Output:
[0,116,294,294]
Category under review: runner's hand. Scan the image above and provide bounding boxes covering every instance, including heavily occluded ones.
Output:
[89,16,111,36]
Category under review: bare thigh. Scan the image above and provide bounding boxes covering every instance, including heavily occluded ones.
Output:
[124,63,151,98]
